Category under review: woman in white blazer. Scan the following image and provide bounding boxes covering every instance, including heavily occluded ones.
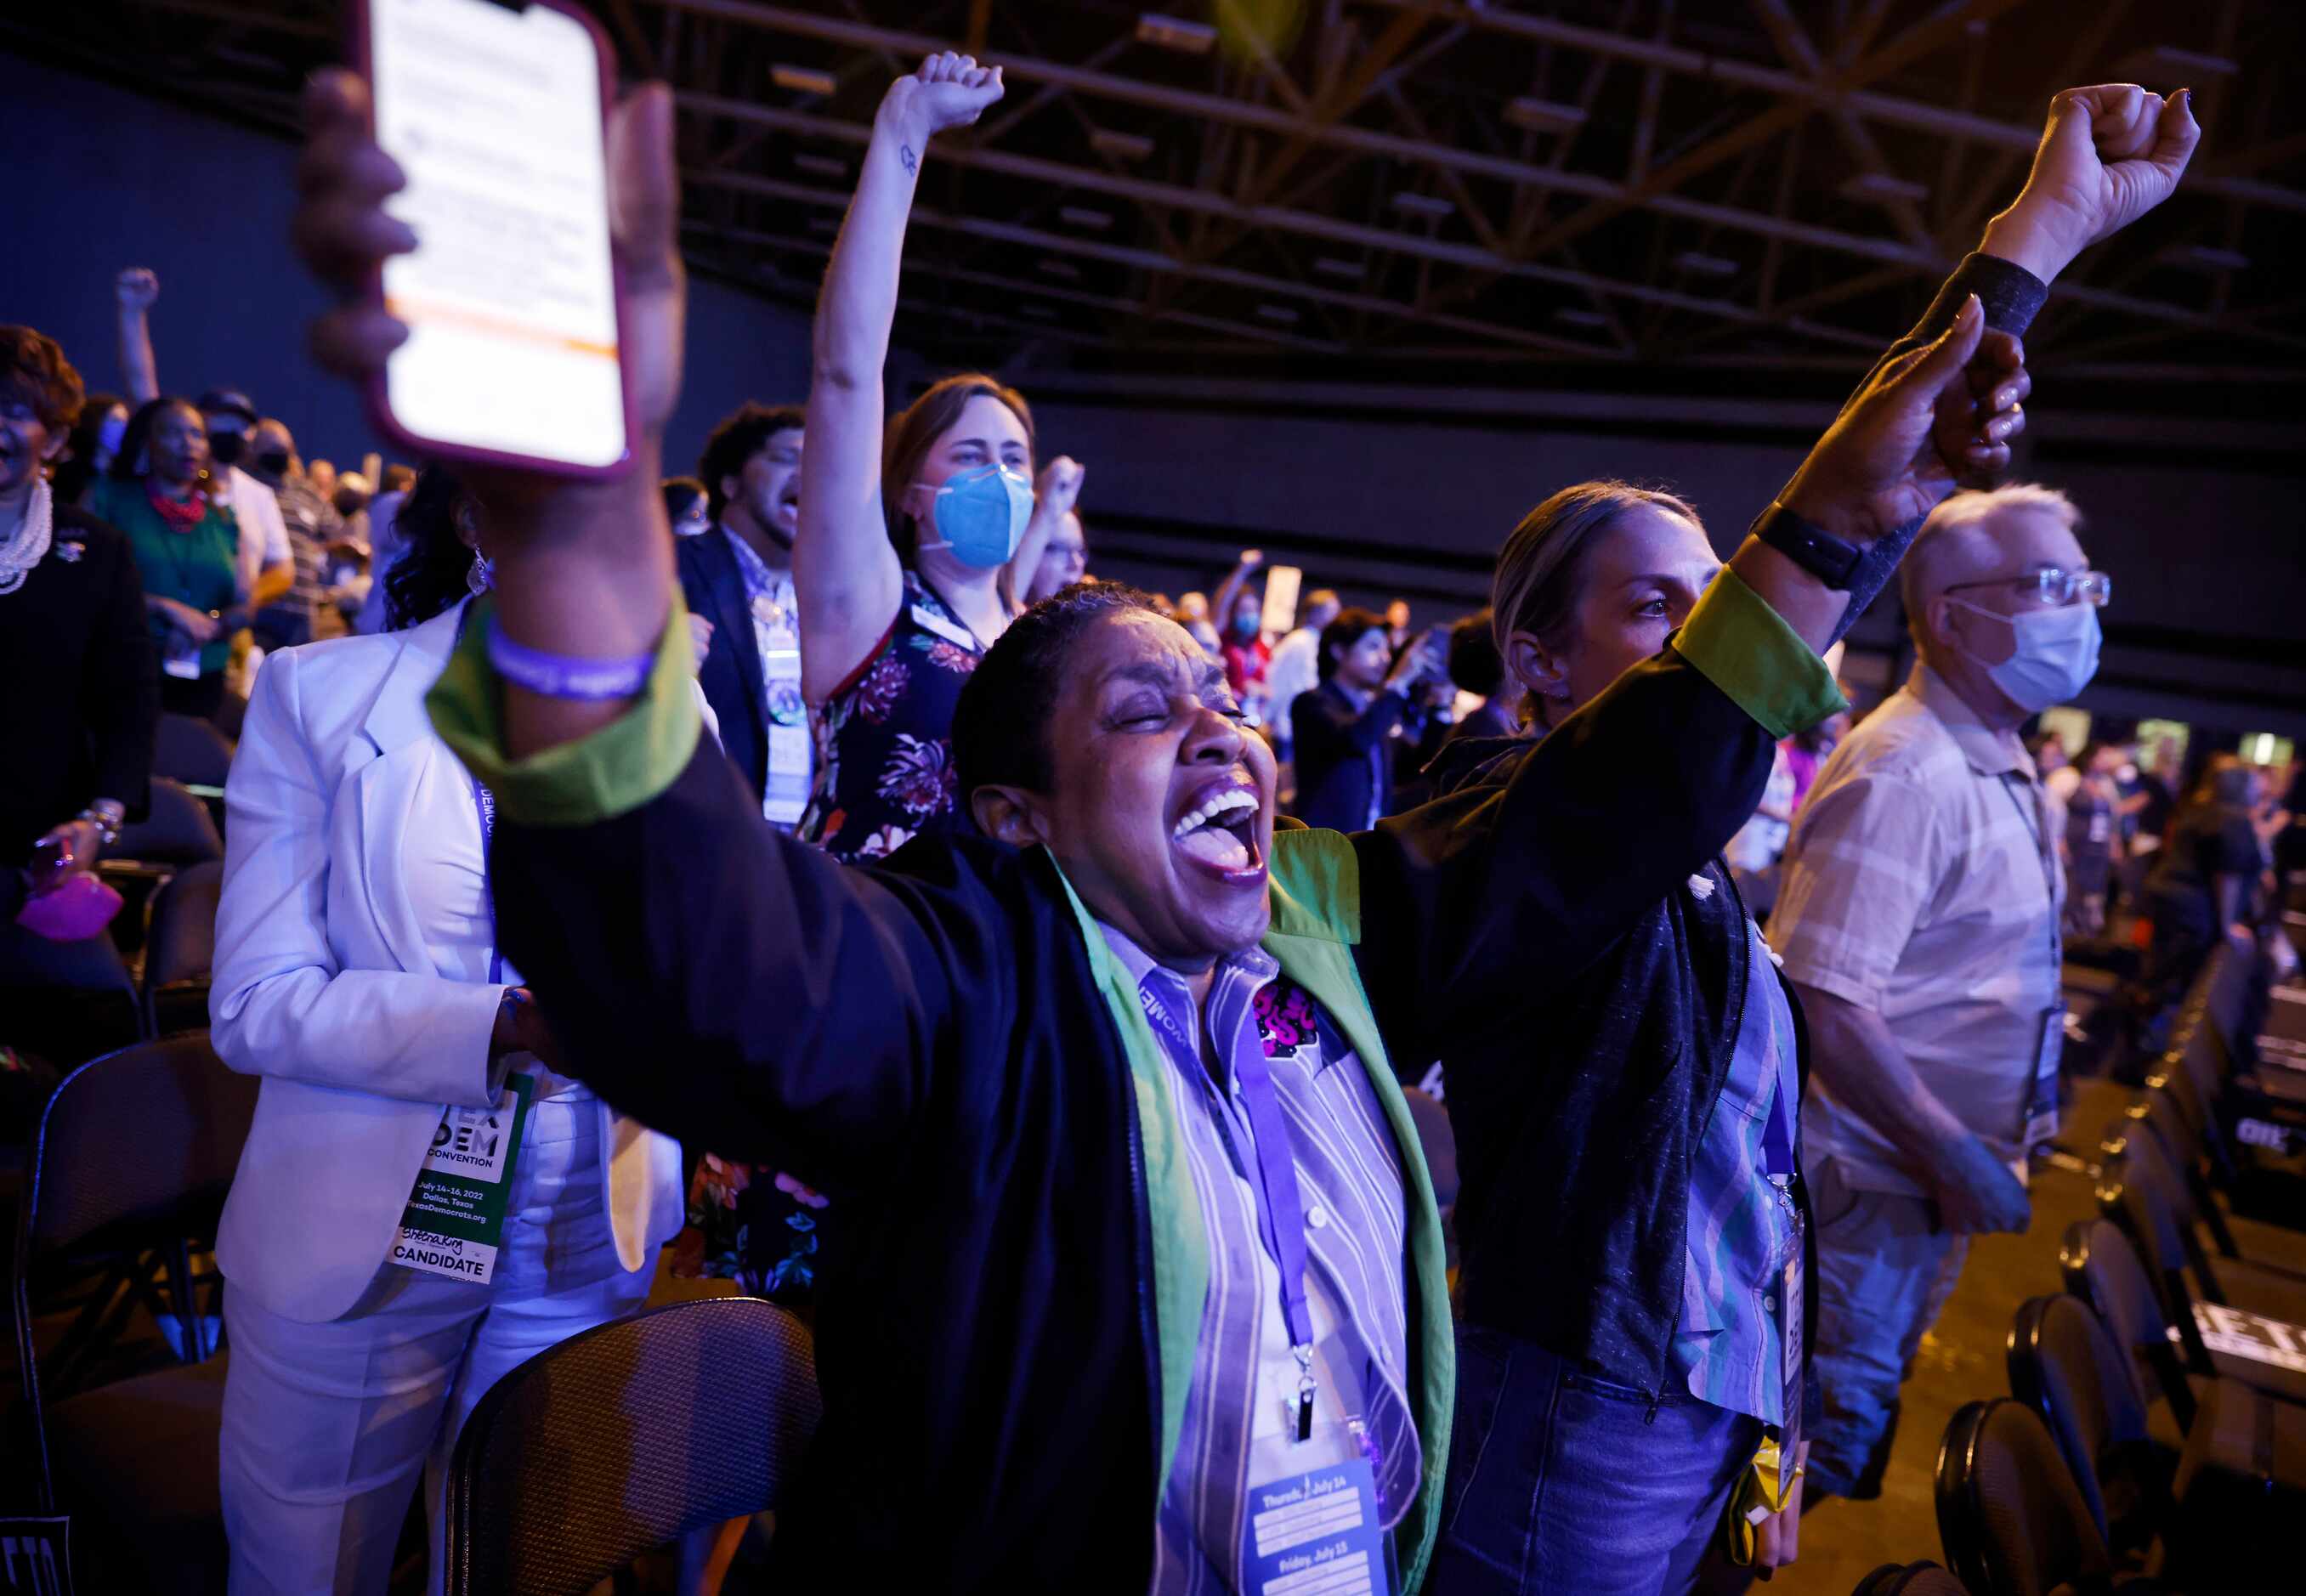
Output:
[209,466,686,1594]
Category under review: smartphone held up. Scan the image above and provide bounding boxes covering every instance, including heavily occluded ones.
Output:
[355,0,634,476]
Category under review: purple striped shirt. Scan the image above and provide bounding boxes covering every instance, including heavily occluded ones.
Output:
[1100,926,1418,1595]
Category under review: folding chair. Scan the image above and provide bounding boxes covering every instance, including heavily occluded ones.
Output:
[1934,1398,2146,1595]
[141,861,223,1040]
[444,1296,821,1595]
[12,1033,259,1592]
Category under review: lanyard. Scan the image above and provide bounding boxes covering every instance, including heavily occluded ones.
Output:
[471,774,503,986]
[456,601,506,987]
[1138,977,1323,1441]
[1999,773,2063,973]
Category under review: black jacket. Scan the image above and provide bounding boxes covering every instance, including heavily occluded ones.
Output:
[1291,678,1411,831]
[675,527,771,801]
[484,619,1808,1586]
[1382,250,2048,1398]
[1,504,156,860]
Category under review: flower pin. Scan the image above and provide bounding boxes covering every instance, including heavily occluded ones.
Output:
[1686,873,1715,901]
[57,541,84,563]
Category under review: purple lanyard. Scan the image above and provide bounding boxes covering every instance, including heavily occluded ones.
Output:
[471,773,503,986]
[454,599,507,988]
[1138,977,1323,1440]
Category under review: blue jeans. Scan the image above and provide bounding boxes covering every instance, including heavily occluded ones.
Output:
[1429,1324,1761,1595]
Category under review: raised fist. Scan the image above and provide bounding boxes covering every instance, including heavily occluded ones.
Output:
[1034,455,1085,519]
[1986,84,2201,281]
[881,52,1005,144]
[116,267,160,310]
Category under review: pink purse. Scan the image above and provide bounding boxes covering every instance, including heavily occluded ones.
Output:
[16,874,126,942]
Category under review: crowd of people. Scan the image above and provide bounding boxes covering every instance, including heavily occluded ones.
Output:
[9,45,2301,1596]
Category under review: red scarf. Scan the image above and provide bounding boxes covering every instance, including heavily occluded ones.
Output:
[145,477,209,534]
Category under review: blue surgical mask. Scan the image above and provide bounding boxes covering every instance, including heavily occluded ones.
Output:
[915,465,1033,569]
[1946,597,2101,714]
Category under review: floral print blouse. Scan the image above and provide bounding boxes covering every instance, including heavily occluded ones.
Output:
[797,569,983,863]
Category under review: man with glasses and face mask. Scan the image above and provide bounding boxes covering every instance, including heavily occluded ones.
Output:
[1766,483,2108,1504]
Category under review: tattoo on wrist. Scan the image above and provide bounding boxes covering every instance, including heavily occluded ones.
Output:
[900,144,918,175]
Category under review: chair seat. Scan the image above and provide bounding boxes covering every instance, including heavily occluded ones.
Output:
[48,1354,230,1591]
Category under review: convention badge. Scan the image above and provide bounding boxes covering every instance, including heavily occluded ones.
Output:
[392,1072,534,1285]
[1782,1254,1803,1395]
[765,720,812,826]
[2020,1006,2065,1147]
[1240,1455,1391,1596]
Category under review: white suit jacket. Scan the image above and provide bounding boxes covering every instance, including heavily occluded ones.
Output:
[212,603,688,1322]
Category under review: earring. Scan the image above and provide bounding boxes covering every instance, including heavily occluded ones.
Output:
[467,550,493,597]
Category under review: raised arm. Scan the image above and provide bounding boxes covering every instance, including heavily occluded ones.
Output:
[1000,454,1085,614]
[294,67,966,1186]
[115,268,161,404]
[1357,82,2199,1062]
[795,54,1005,699]
[1208,549,1261,637]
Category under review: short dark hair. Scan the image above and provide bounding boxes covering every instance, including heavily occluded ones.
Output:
[661,476,707,519]
[1317,607,1387,681]
[1448,608,1505,695]
[0,325,86,433]
[953,581,1164,807]
[697,402,805,519]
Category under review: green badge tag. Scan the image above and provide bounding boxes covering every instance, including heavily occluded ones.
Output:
[393,1072,534,1285]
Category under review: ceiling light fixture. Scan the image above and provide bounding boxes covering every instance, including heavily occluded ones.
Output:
[1136,14,1218,54]
[1503,97,1587,134]
[1091,128,1156,161]
[769,65,837,97]
[1391,191,1454,219]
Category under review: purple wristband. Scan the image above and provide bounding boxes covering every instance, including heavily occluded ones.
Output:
[485,620,655,701]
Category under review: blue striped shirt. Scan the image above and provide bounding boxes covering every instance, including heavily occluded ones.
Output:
[1672,920,1803,1423]
[1101,927,1418,1595]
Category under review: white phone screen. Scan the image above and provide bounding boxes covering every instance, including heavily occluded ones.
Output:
[370,0,626,469]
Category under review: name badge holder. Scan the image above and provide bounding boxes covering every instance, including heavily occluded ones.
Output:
[2001,775,2066,1152]
[759,605,810,825]
[394,768,532,1283]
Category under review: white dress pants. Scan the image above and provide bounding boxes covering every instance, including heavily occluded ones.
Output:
[219,1090,652,1595]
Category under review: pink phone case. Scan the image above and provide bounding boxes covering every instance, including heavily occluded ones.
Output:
[348,0,639,481]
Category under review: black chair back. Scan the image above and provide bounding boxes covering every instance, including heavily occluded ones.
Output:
[2060,1218,2195,1431]
[1935,1397,2116,1596]
[2104,1117,2231,1307]
[2097,1173,2210,1370]
[142,861,224,1039]
[445,1297,822,1595]
[107,778,224,869]
[152,713,235,792]
[11,1034,259,1512]
[2006,1294,2161,1557]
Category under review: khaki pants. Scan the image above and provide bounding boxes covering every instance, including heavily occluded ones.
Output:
[1802,1155,1969,1499]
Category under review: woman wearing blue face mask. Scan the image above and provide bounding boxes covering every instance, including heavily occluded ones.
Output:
[794,53,1085,864]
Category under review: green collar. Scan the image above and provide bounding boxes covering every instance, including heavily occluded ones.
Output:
[1046,829,1453,1591]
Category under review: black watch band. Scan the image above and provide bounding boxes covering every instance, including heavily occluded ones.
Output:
[1751,501,1866,591]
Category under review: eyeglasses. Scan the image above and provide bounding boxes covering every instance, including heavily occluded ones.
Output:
[1942,568,2113,609]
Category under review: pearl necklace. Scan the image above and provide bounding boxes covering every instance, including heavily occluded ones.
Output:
[0,477,54,596]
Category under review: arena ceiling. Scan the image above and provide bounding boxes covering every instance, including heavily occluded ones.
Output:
[13,0,2306,388]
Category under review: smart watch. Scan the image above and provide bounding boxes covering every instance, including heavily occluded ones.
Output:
[1750,501,1866,591]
